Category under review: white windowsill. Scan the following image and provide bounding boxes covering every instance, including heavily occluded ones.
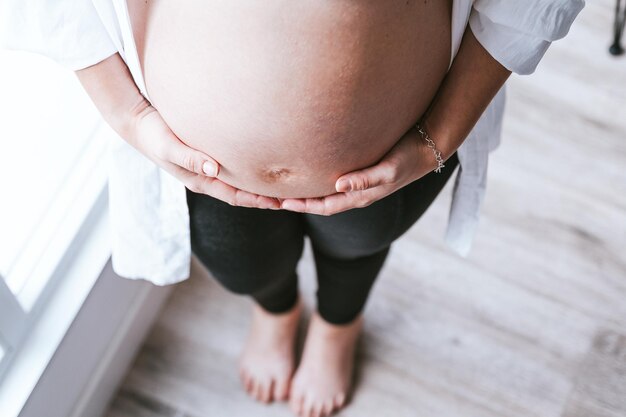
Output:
[0,185,111,417]
[0,117,113,417]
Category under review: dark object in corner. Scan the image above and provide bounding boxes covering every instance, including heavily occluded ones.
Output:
[610,0,626,55]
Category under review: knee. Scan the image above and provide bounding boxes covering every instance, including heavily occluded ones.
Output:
[193,252,274,295]
[212,271,273,296]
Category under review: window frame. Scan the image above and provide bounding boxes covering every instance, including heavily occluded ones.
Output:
[0,276,26,348]
[0,118,112,387]
[0,48,118,384]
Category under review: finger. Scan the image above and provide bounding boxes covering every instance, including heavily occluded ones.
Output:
[223,179,280,208]
[281,191,372,215]
[220,182,282,209]
[211,181,281,209]
[280,196,327,214]
[166,162,280,209]
[335,160,398,192]
[161,133,221,177]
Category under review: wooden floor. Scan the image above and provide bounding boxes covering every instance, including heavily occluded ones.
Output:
[104,2,626,417]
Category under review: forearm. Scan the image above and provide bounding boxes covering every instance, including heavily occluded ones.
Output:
[421,24,512,163]
[74,53,151,142]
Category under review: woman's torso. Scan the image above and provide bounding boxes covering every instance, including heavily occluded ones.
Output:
[128,0,452,198]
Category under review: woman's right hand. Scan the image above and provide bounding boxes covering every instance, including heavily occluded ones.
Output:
[127,102,281,210]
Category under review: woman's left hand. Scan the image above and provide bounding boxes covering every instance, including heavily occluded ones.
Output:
[279,126,440,215]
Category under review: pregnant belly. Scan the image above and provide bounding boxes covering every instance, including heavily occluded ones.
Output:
[128,0,452,198]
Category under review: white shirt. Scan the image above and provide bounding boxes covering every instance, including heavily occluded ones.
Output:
[0,0,585,286]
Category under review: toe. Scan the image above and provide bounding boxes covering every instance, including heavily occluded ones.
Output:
[255,378,264,402]
[242,371,254,394]
[273,376,290,401]
[302,395,316,417]
[257,379,270,403]
[289,391,304,415]
[262,378,274,403]
[322,399,334,416]
[248,376,255,396]
[251,378,263,401]
[334,392,346,409]
[311,402,324,417]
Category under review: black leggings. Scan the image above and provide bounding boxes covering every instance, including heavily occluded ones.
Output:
[186,152,459,325]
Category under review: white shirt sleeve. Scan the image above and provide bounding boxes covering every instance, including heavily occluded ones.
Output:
[469,0,585,75]
[0,0,118,70]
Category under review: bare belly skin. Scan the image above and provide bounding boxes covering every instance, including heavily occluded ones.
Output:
[128,0,452,198]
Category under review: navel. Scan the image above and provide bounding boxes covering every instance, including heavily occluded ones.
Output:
[262,167,292,182]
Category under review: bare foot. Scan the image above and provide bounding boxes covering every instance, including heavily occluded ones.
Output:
[289,310,363,417]
[238,294,302,403]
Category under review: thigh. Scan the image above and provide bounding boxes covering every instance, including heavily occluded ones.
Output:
[303,151,460,259]
[186,187,305,292]
[303,189,404,260]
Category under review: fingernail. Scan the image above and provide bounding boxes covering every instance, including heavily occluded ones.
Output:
[202,161,217,177]
[336,179,352,192]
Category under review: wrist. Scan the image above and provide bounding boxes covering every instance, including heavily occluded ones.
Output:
[413,122,446,173]
[113,95,154,141]
[75,53,152,141]
[419,116,457,163]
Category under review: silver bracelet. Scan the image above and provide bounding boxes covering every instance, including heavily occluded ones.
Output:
[414,122,445,173]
